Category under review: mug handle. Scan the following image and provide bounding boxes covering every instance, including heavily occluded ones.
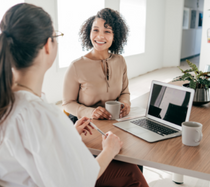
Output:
[120,102,125,109]
[116,101,124,109]
[118,101,125,108]
[195,130,203,143]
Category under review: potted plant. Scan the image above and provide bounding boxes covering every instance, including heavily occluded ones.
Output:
[173,60,210,105]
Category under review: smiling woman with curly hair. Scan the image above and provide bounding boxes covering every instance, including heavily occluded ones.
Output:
[62,8,148,186]
[63,8,131,121]
[80,8,129,54]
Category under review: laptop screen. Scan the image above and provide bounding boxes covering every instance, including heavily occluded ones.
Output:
[148,83,191,126]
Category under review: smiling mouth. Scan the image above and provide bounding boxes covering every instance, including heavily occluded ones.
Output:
[95,40,106,44]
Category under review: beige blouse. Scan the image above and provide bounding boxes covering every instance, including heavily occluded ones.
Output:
[62,54,130,118]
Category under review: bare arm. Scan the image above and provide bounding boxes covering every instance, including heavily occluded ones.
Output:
[74,120,123,179]
[95,132,123,179]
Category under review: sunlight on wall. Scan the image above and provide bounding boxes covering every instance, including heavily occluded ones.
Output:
[57,0,104,68]
[120,0,146,56]
[0,0,24,24]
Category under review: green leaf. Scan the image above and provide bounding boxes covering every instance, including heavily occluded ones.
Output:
[186,60,199,72]
[178,67,184,73]
[182,73,194,80]
[175,60,210,89]
[189,80,196,89]
[183,69,193,73]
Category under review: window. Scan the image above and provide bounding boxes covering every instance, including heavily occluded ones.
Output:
[120,0,146,56]
[0,0,24,24]
[57,0,104,68]
[57,0,146,68]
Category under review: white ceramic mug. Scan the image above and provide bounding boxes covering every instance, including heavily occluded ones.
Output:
[182,121,203,146]
[105,101,124,120]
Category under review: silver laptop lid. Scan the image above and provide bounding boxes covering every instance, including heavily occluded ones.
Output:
[146,81,195,130]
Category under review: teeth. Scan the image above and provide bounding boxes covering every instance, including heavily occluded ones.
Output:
[96,41,105,44]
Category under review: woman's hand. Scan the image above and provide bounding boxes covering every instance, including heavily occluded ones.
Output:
[91,106,111,120]
[75,117,94,135]
[120,102,130,118]
[102,131,123,158]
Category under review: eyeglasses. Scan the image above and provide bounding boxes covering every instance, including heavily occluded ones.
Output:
[52,30,64,38]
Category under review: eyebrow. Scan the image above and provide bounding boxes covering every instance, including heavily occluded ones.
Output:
[105,27,112,30]
[93,26,112,30]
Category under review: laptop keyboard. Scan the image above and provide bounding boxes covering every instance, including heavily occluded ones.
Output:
[131,118,179,136]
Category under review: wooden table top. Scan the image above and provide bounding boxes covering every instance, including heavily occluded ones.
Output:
[82,82,210,180]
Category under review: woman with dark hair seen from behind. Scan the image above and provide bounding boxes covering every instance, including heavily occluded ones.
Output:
[0,3,148,187]
[63,8,131,122]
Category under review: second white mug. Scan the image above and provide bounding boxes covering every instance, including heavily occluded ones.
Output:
[182,121,203,146]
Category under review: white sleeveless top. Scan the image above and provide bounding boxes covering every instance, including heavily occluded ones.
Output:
[0,91,99,187]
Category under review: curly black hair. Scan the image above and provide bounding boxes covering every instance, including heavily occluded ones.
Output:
[79,8,129,54]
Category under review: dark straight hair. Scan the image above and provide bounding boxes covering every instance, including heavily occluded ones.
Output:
[0,3,53,127]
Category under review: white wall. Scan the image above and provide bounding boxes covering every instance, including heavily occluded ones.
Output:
[199,0,210,71]
[180,0,204,59]
[24,0,184,103]
[119,0,184,77]
[162,0,184,67]
[25,0,66,104]
[126,0,166,79]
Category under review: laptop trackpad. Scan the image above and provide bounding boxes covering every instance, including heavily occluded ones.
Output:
[125,126,147,134]
[125,126,162,142]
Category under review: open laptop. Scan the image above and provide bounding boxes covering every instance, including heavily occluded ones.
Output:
[114,80,195,142]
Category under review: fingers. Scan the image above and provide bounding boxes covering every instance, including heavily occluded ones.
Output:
[88,121,95,129]
[75,118,93,135]
[83,129,87,136]
[93,110,104,120]
[80,119,92,134]
[84,125,92,135]
[76,116,90,126]
[102,131,123,155]
[103,131,112,139]
[92,107,111,120]
[120,103,130,118]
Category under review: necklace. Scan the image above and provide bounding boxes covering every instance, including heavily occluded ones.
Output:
[15,83,41,97]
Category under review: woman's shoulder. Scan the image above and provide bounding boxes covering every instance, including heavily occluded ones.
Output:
[4,91,66,130]
[67,56,93,71]
[70,57,84,66]
[112,53,125,60]
[3,91,76,143]
[111,54,126,65]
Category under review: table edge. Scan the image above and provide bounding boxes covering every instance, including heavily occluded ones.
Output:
[89,148,210,181]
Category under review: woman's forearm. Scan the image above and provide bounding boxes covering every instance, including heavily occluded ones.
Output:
[63,101,95,118]
[95,148,115,179]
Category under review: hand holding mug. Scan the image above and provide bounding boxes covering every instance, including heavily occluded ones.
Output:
[120,102,130,118]
[91,106,112,120]
[105,101,126,119]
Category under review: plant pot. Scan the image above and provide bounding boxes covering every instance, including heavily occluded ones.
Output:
[183,83,210,106]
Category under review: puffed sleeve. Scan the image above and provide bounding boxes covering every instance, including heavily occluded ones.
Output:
[4,101,99,187]
[62,62,95,118]
[118,56,131,106]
